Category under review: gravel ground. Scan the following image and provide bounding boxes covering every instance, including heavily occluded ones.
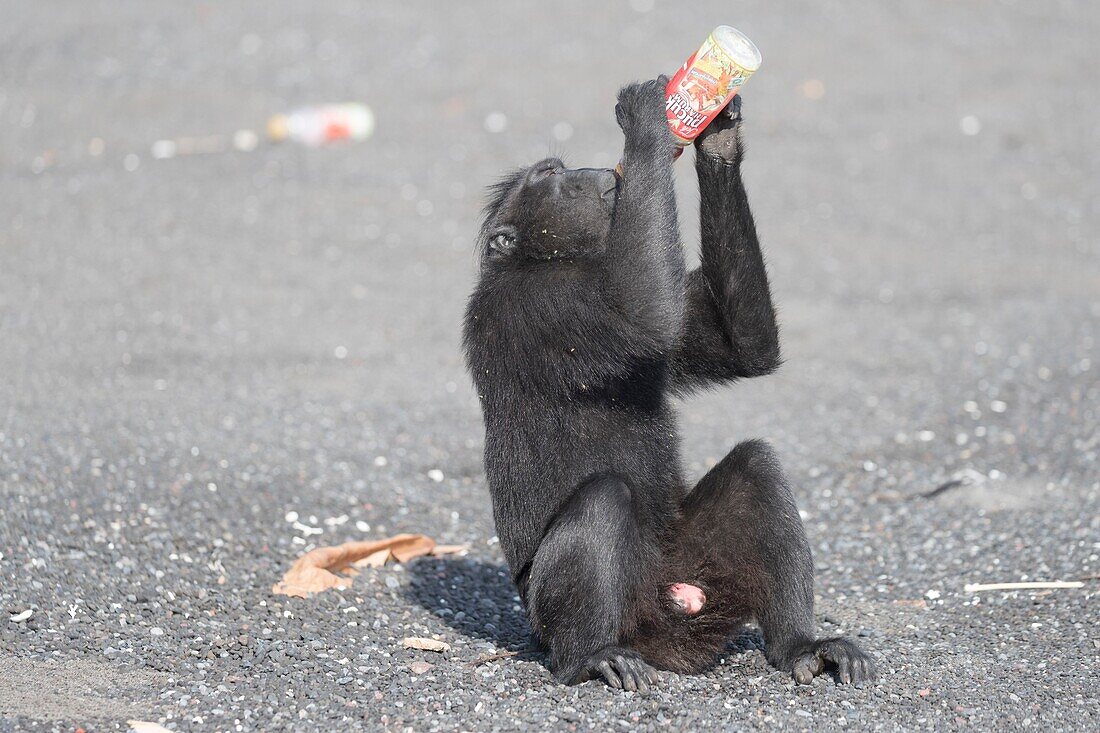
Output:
[1,1,1097,731]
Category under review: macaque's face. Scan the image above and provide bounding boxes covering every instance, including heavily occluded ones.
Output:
[485,158,619,261]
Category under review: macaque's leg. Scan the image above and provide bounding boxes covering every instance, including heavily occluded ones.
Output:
[679,440,877,685]
[526,475,660,690]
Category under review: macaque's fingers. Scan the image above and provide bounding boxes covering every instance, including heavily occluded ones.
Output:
[836,654,852,685]
[724,94,743,121]
[598,659,622,689]
[620,664,638,692]
[792,652,822,685]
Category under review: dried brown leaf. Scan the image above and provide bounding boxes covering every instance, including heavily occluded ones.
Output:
[430,544,470,556]
[272,534,435,598]
[403,636,450,653]
[390,534,437,563]
[353,547,392,568]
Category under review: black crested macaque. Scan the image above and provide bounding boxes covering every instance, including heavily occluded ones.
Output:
[463,78,875,691]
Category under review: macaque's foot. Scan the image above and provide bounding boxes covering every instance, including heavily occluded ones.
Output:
[616,76,673,145]
[696,94,744,164]
[668,582,706,615]
[571,645,659,692]
[790,637,877,686]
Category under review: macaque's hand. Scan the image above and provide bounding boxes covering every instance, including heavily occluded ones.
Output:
[616,76,673,149]
[696,94,744,164]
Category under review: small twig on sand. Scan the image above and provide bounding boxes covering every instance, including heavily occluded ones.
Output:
[920,479,964,499]
[919,468,990,500]
[468,649,540,667]
[963,581,1084,593]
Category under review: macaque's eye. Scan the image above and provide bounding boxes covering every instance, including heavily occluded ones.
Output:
[487,230,517,256]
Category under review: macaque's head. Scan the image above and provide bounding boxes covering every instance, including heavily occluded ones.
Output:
[479,158,619,264]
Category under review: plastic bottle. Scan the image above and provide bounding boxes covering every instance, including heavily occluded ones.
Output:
[616,26,761,177]
[266,103,375,147]
[665,26,761,146]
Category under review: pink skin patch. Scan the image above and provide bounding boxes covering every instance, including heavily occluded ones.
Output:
[668,583,706,615]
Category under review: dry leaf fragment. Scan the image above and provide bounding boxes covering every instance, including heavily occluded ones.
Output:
[353,547,393,568]
[403,636,451,653]
[272,534,436,598]
[430,544,470,556]
[469,649,532,667]
[390,534,436,563]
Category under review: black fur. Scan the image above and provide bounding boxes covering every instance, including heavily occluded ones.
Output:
[463,80,875,689]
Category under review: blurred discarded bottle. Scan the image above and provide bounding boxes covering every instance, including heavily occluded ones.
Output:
[266,103,375,147]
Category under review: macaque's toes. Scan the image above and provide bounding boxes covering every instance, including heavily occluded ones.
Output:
[792,652,822,685]
[668,583,706,615]
[597,659,621,689]
[818,638,877,686]
[620,654,658,692]
[583,647,659,692]
[606,653,655,692]
[621,662,641,692]
[790,638,877,686]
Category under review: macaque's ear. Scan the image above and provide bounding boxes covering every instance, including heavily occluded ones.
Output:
[486,225,518,256]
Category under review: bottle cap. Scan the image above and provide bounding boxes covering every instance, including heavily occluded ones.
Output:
[712,26,762,72]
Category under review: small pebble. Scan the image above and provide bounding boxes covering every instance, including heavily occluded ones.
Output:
[408,661,433,675]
